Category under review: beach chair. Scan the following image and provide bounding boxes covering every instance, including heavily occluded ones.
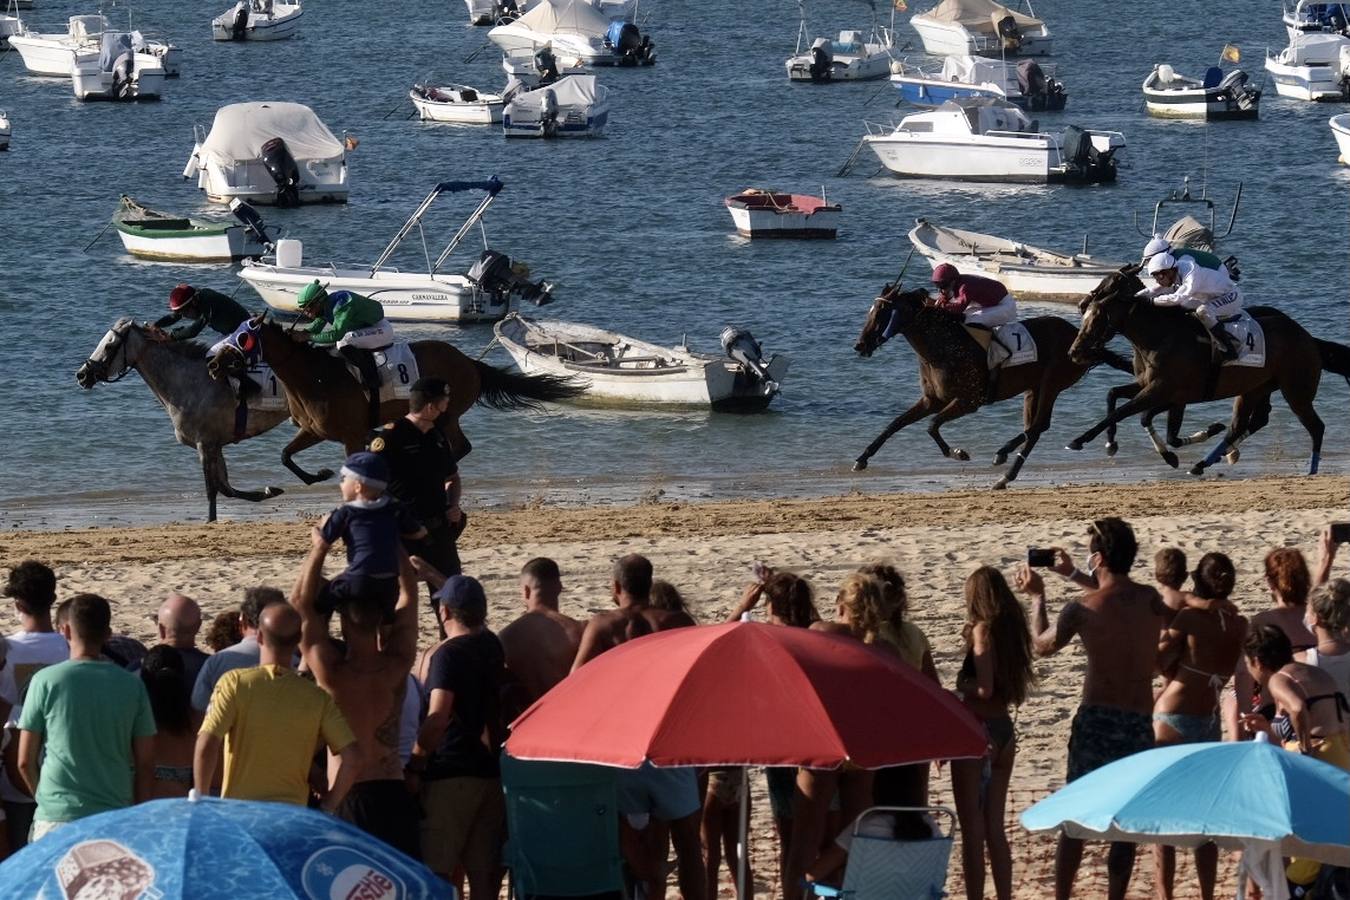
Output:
[809,806,955,900]
[500,753,626,900]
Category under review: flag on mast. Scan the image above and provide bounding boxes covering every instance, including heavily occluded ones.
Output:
[1221,44,1241,63]
[894,0,908,10]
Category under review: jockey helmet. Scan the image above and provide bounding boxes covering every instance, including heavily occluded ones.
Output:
[1147,252,1178,277]
[168,283,197,310]
[296,280,328,310]
[1141,236,1171,263]
[931,263,959,286]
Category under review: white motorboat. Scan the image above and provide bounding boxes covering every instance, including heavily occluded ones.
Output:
[183,102,349,206]
[239,178,555,323]
[71,32,164,101]
[860,99,1123,184]
[724,189,841,238]
[1284,1,1350,39]
[494,315,789,410]
[890,54,1065,110]
[0,109,9,151]
[467,0,632,26]
[488,0,653,67]
[909,218,1123,301]
[211,0,302,42]
[1264,32,1350,100]
[503,74,609,137]
[112,195,271,262]
[409,83,504,124]
[1142,64,1260,119]
[7,15,181,77]
[910,0,1050,58]
[786,3,896,83]
[1331,113,1350,162]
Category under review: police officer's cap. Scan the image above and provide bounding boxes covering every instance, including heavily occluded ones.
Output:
[410,377,450,405]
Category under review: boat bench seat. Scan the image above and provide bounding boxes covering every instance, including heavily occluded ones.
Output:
[572,356,668,368]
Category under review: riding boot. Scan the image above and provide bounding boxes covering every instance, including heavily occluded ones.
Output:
[340,346,382,428]
[1208,324,1239,362]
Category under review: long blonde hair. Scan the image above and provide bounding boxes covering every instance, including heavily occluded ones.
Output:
[836,574,890,645]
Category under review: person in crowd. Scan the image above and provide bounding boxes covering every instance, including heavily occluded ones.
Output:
[700,767,750,900]
[203,611,243,653]
[497,558,583,718]
[1019,517,1166,900]
[1154,548,1189,621]
[195,602,359,810]
[406,576,507,899]
[191,586,281,712]
[138,646,197,799]
[650,580,692,618]
[0,635,11,860]
[370,377,465,598]
[572,555,693,670]
[1315,524,1344,586]
[1306,580,1350,700]
[1240,624,1350,770]
[1,561,68,850]
[315,451,425,619]
[143,593,208,687]
[17,594,155,839]
[951,566,1036,900]
[293,527,422,858]
[1152,553,1248,900]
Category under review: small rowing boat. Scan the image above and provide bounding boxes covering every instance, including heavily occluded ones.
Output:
[112,195,270,262]
[494,314,789,410]
[908,218,1123,301]
[724,189,840,239]
[410,83,505,124]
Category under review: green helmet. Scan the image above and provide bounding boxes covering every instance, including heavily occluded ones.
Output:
[296,280,328,310]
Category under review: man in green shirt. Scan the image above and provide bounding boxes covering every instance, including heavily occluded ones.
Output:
[17,594,155,840]
[294,280,394,428]
[150,283,251,345]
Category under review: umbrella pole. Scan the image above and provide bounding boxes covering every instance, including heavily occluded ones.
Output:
[737,767,750,900]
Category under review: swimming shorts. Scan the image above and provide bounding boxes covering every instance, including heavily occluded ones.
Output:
[1066,704,1154,782]
[615,763,700,822]
[1152,711,1221,744]
[706,767,745,805]
[339,778,421,860]
[765,767,796,821]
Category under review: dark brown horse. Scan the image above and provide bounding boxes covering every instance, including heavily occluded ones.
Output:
[209,317,583,484]
[853,284,1131,488]
[1067,266,1350,475]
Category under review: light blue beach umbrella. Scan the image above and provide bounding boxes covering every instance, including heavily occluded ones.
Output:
[0,795,454,899]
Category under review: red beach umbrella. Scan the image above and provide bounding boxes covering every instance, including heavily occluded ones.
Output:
[506,620,987,769]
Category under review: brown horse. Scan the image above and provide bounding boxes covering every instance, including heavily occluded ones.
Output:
[853,284,1131,488]
[1067,265,1350,475]
[209,317,583,484]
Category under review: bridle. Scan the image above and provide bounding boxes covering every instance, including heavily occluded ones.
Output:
[82,324,140,384]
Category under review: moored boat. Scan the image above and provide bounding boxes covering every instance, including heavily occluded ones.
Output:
[724,189,840,238]
[785,15,896,83]
[908,218,1123,301]
[409,83,505,124]
[7,15,180,77]
[1284,0,1350,39]
[1331,112,1350,162]
[0,109,10,150]
[910,0,1051,57]
[488,0,653,67]
[211,0,302,41]
[112,195,271,262]
[70,33,165,101]
[890,55,1065,110]
[502,74,609,138]
[494,314,789,410]
[1264,32,1350,100]
[1142,64,1260,119]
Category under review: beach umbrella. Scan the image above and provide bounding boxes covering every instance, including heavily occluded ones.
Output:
[1020,735,1350,900]
[0,795,452,899]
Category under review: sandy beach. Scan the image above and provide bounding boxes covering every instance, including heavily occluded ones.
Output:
[4,473,1347,898]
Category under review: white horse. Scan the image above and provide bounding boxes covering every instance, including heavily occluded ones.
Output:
[76,317,297,521]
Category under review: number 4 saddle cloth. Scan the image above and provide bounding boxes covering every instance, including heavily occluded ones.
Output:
[1219,313,1266,368]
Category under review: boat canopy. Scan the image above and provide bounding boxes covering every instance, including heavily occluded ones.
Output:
[512,74,604,110]
[941,97,1032,133]
[1280,31,1350,63]
[200,102,343,163]
[512,0,611,38]
[940,55,1009,84]
[98,31,143,70]
[921,0,1043,30]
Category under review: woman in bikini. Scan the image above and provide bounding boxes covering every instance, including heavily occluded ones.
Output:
[1239,624,1350,770]
[139,646,197,799]
[1306,579,1350,702]
[950,566,1036,900]
[1152,552,1248,900]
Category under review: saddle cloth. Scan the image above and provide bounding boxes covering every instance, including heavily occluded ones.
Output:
[1220,313,1265,368]
[989,322,1038,368]
[233,361,288,412]
[342,342,421,403]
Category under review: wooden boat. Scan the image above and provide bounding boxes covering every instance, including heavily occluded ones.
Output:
[112,195,269,262]
[908,218,1123,301]
[724,189,840,239]
[409,83,504,124]
[1142,64,1260,120]
[494,314,789,409]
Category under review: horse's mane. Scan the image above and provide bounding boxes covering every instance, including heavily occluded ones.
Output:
[157,340,211,360]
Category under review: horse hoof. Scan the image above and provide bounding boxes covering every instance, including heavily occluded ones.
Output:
[1225,449,1240,465]
[1066,440,1084,452]
[992,478,1008,491]
[263,486,285,499]
[951,448,970,462]
[1188,463,1205,476]
[1105,442,1118,457]
[993,452,1008,467]
[852,458,869,472]
[1162,451,1179,469]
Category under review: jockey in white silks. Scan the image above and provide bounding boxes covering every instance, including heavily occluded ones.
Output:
[1143,252,1244,361]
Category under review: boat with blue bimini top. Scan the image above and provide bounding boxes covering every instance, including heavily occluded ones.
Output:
[1284,0,1350,39]
[1142,63,1261,119]
[890,54,1065,110]
[502,74,609,138]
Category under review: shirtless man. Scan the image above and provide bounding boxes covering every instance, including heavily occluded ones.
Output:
[1017,517,1167,900]
[292,529,421,859]
[498,558,583,717]
[572,554,694,671]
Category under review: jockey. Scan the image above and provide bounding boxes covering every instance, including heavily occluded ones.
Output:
[152,283,250,346]
[931,263,1019,399]
[1140,234,1240,281]
[294,280,394,426]
[1144,252,1243,361]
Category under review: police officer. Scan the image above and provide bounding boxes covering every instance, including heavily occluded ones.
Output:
[368,377,463,600]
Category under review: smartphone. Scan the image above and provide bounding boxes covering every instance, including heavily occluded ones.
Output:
[1027,548,1056,568]
[1331,522,1350,544]
[751,561,772,583]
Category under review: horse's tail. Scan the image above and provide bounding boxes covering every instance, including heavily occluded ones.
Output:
[473,360,586,411]
[1315,338,1350,385]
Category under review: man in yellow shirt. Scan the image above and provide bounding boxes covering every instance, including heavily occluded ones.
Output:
[193,603,360,810]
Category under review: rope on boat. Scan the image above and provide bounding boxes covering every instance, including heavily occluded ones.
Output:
[477,336,500,360]
[837,136,869,177]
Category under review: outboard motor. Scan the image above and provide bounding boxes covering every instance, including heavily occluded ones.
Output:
[467,250,554,305]
[1218,69,1259,111]
[1061,124,1116,183]
[228,198,272,250]
[809,36,833,81]
[995,14,1023,52]
[259,136,302,207]
[111,50,136,100]
[230,0,249,40]
[1016,59,1066,112]
[721,326,777,390]
[538,87,559,139]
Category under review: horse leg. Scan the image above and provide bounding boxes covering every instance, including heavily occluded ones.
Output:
[1283,393,1326,475]
[1103,382,1141,457]
[994,389,1053,489]
[439,418,472,461]
[200,443,285,513]
[1224,394,1272,465]
[199,445,220,523]
[993,394,1031,467]
[282,430,336,485]
[1164,403,1226,448]
[1143,407,1181,469]
[927,397,979,462]
[1066,386,1167,451]
[853,396,935,471]
[1189,396,1258,477]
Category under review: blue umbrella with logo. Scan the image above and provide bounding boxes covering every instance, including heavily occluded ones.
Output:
[0,795,453,899]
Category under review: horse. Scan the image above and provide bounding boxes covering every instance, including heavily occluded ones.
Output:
[208,317,585,483]
[75,318,292,522]
[852,284,1132,488]
[1066,265,1350,475]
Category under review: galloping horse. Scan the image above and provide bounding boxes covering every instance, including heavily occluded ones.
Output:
[1067,266,1350,475]
[76,318,292,522]
[853,284,1131,488]
[209,317,584,484]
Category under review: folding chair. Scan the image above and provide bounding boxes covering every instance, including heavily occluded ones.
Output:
[810,805,955,900]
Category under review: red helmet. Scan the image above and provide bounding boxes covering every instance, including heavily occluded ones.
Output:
[931,263,959,285]
[168,283,197,310]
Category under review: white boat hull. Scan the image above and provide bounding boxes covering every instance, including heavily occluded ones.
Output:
[0,113,9,150]
[115,226,262,262]
[909,16,1051,57]
[71,52,165,100]
[211,4,303,41]
[7,34,78,76]
[1332,113,1350,162]
[239,265,512,323]
[727,206,839,238]
[867,132,1056,182]
[184,142,348,205]
[410,90,503,124]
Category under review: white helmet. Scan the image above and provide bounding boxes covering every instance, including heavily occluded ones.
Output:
[1141,235,1171,263]
[1147,252,1178,277]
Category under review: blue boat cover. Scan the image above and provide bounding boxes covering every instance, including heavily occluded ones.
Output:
[435,176,503,195]
[607,20,625,47]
